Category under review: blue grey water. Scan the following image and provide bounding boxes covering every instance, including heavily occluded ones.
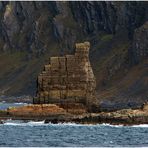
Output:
[0,103,148,147]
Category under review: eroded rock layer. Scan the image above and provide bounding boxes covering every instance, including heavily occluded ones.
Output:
[34,42,97,110]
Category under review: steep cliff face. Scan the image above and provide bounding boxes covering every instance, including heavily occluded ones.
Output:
[69,2,147,36]
[0,1,148,109]
[131,22,148,64]
[0,2,147,54]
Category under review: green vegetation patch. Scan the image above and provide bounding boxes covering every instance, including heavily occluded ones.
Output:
[101,34,113,42]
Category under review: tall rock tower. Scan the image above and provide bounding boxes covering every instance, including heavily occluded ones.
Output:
[34,42,97,111]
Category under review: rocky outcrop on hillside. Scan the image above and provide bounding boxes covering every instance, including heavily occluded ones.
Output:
[34,42,97,112]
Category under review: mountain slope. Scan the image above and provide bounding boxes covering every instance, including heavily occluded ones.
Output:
[0,1,147,109]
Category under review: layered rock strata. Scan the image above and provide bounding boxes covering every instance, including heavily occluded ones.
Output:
[7,104,66,117]
[1,103,148,125]
[33,42,97,111]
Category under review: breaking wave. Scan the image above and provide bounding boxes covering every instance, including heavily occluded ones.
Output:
[99,123,124,127]
[3,121,89,126]
[1,120,148,128]
[131,124,148,128]
[14,102,28,105]
[98,123,148,128]
[3,120,46,126]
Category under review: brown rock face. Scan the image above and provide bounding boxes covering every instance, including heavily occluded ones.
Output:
[33,42,97,111]
[7,104,66,117]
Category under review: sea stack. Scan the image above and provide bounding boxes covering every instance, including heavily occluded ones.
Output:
[34,42,97,112]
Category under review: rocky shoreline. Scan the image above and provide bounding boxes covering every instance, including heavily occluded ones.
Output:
[0,103,148,125]
[1,41,146,126]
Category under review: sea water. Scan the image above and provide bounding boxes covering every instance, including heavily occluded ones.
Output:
[0,103,148,147]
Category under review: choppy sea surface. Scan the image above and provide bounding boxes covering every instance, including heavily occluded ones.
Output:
[0,102,148,147]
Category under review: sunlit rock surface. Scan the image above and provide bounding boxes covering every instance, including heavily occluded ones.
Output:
[34,42,97,112]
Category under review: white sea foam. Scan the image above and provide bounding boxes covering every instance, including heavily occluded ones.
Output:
[27,120,45,125]
[73,123,148,128]
[4,122,23,126]
[3,119,46,126]
[98,123,124,127]
[14,102,28,105]
[50,122,90,127]
[99,123,148,128]
[1,122,121,127]
[2,120,148,128]
[131,124,148,128]
[2,121,92,127]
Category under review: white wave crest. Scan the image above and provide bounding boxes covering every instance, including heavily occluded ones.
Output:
[27,120,45,125]
[2,121,93,127]
[98,123,124,127]
[49,122,89,127]
[99,123,148,128]
[2,120,148,128]
[3,120,46,126]
[14,102,28,105]
[131,124,148,128]
[4,122,23,126]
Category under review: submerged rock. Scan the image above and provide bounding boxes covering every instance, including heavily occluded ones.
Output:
[0,120,3,124]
